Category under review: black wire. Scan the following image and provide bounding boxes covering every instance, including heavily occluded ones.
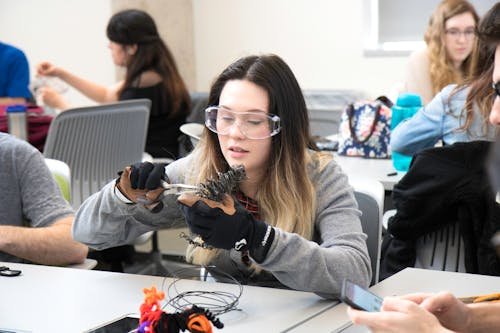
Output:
[161,166,246,316]
[160,266,243,316]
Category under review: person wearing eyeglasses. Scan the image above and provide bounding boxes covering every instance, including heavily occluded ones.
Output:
[348,4,500,332]
[72,54,372,298]
[404,0,478,105]
[391,7,496,157]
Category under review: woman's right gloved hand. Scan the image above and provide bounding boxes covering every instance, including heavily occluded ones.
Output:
[115,162,167,204]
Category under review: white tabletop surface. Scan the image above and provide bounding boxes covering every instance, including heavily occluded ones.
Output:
[0,262,334,333]
[333,154,404,191]
[286,268,500,333]
[324,134,405,191]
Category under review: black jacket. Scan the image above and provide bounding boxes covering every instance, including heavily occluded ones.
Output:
[380,141,500,280]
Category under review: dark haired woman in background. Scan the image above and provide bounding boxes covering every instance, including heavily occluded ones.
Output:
[37,9,190,159]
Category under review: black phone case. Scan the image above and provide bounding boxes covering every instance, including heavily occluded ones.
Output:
[340,279,382,312]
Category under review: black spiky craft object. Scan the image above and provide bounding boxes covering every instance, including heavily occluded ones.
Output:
[195,164,246,202]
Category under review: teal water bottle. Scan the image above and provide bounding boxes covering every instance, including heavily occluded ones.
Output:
[391,93,422,171]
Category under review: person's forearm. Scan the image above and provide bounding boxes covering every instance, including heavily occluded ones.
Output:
[0,216,88,265]
[55,98,71,111]
[467,302,500,333]
[56,68,114,103]
[0,97,27,105]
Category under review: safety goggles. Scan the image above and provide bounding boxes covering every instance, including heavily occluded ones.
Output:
[205,106,281,140]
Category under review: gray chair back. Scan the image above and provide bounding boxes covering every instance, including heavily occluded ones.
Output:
[414,222,466,272]
[351,178,384,286]
[43,99,150,209]
[383,211,466,273]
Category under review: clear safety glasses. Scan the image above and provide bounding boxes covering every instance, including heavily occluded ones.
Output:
[205,106,281,139]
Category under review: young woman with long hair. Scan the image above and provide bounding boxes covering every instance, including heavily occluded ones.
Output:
[349,4,500,332]
[392,32,497,156]
[37,9,190,159]
[405,0,479,104]
[73,54,371,298]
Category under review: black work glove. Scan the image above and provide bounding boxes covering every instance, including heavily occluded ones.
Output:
[129,162,167,190]
[178,194,275,263]
[116,162,167,210]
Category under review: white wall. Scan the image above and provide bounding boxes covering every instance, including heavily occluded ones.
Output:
[0,0,113,107]
[1,0,408,106]
[192,0,408,99]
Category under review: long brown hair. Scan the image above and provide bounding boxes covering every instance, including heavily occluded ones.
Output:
[425,0,479,96]
[476,2,500,45]
[106,9,190,119]
[186,54,326,265]
[450,8,497,134]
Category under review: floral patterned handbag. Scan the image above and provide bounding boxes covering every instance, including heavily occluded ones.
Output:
[338,96,393,158]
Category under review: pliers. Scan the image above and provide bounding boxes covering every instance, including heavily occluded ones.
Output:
[136,181,200,205]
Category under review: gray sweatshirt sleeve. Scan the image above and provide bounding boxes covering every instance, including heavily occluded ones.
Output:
[73,153,371,299]
[72,157,194,249]
[258,158,371,298]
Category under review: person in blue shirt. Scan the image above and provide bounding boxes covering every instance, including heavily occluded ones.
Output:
[391,27,497,156]
[348,4,500,332]
[0,42,31,105]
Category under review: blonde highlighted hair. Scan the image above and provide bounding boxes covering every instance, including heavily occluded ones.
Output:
[184,55,330,266]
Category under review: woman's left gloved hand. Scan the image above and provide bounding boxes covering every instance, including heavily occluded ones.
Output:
[178,193,275,263]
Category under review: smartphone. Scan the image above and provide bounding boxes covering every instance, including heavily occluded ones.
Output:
[84,314,140,333]
[340,279,383,312]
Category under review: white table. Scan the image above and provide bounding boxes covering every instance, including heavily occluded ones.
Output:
[334,154,404,191]
[0,262,334,333]
[286,268,500,333]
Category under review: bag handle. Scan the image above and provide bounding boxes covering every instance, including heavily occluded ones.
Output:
[347,96,391,144]
[375,95,393,109]
[347,102,381,144]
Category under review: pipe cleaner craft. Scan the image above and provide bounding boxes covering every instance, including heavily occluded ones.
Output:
[138,286,224,333]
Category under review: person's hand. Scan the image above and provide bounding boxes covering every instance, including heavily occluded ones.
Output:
[347,297,454,333]
[36,61,60,77]
[116,162,166,204]
[418,291,472,332]
[178,193,274,262]
[38,86,68,110]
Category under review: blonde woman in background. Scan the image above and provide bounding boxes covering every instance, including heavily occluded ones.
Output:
[405,0,479,105]
[391,29,497,156]
[348,5,500,331]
